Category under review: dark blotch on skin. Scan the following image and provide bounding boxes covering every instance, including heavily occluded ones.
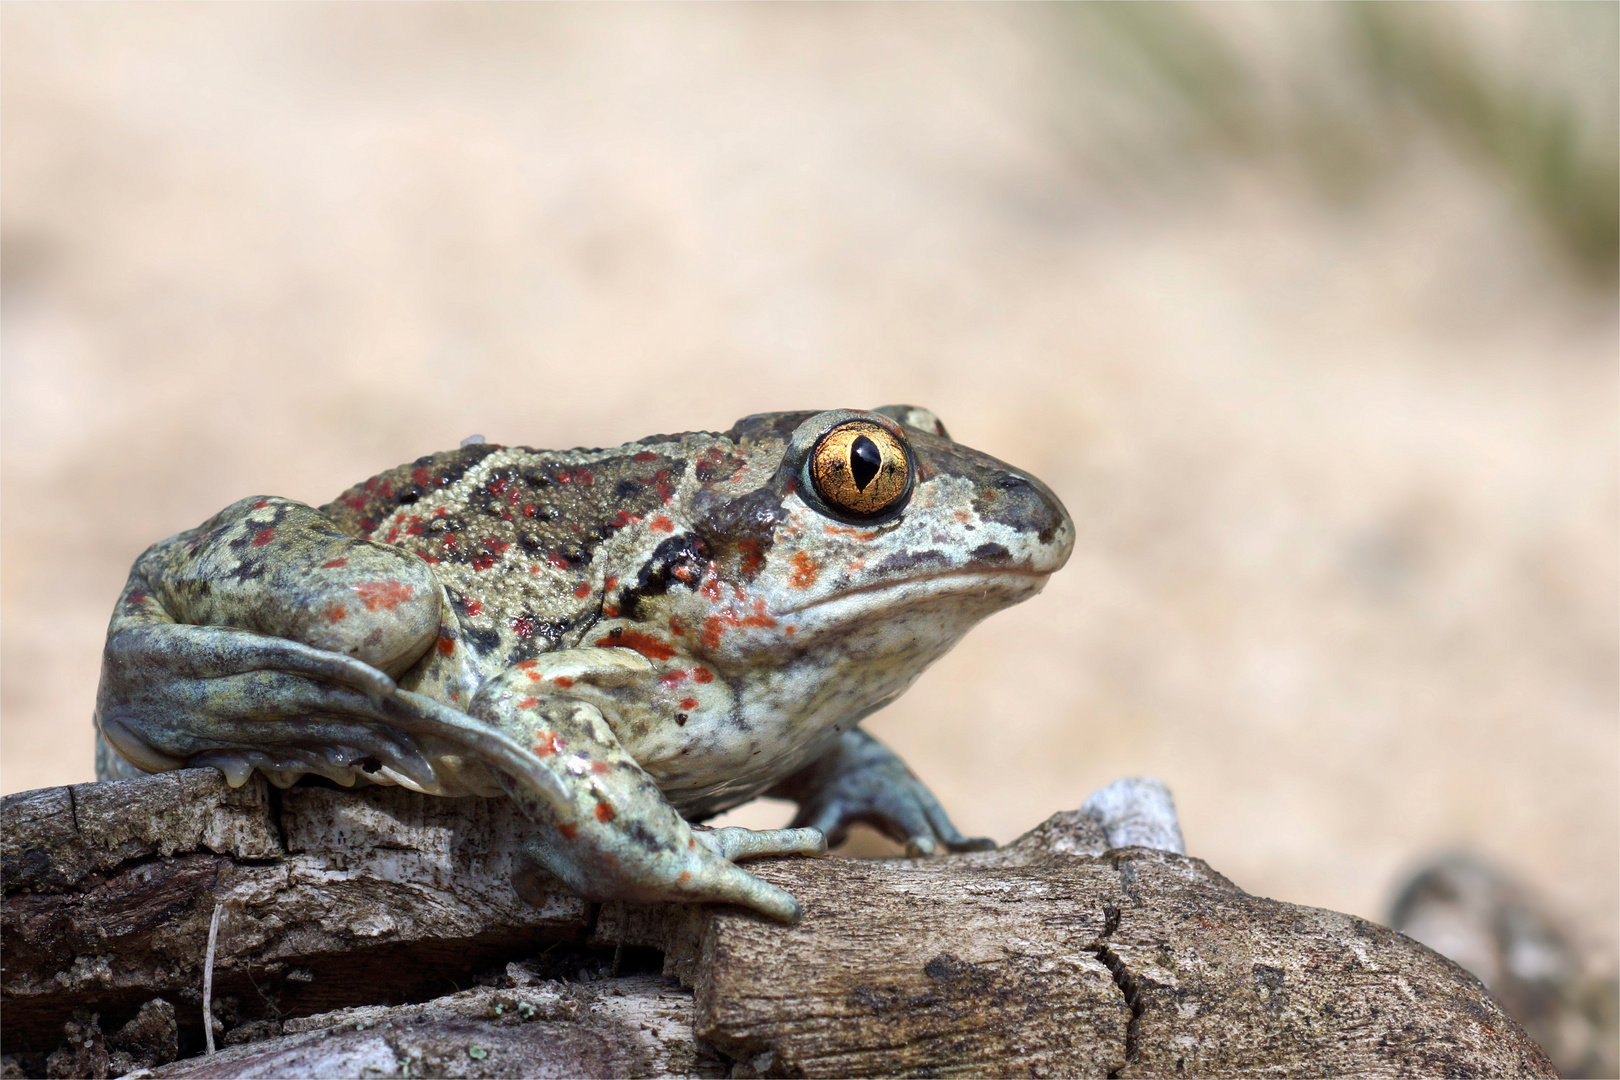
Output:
[876,548,947,574]
[462,626,501,655]
[696,483,790,571]
[617,533,711,620]
[624,820,664,853]
[970,542,1010,563]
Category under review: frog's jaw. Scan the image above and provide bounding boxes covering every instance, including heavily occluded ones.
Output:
[639,574,1032,817]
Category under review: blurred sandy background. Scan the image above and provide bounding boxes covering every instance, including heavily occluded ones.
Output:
[3,1,1614,979]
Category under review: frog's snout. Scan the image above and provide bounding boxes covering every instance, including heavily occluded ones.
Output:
[986,469,1074,574]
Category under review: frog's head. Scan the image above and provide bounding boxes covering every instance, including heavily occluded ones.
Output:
[671,406,1073,677]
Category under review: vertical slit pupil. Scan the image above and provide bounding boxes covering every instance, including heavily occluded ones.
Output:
[849,435,882,491]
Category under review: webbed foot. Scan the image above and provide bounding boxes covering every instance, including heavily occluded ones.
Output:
[772,729,995,856]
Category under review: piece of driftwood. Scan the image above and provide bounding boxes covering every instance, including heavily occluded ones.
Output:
[3,771,1555,1078]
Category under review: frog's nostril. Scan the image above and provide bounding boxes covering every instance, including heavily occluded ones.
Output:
[995,474,1032,492]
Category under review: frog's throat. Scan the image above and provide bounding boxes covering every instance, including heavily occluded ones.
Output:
[772,568,1049,617]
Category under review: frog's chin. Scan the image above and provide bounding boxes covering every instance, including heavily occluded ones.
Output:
[774,568,1050,621]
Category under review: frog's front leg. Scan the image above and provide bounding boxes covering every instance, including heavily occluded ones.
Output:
[472,649,824,923]
[769,728,995,856]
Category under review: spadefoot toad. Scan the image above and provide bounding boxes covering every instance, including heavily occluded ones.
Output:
[95,406,1074,921]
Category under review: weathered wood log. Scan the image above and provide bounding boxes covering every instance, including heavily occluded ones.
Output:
[3,772,1556,1078]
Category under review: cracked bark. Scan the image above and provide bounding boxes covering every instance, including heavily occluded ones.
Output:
[3,771,1556,1078]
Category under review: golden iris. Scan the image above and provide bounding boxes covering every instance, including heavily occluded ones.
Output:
[808,421,911,519]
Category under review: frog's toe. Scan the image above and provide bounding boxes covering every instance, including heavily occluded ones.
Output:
[694,826,827,862]
[691,862,803,923]
[796,776,993,856]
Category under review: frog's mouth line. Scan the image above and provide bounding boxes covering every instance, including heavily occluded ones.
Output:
[774,568,1049,617]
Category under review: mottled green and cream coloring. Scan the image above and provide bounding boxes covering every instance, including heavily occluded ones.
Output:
[95,407,1074,921]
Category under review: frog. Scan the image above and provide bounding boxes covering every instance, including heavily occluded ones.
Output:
[94,406,1074,922]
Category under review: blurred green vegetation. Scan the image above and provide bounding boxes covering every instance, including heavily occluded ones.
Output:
[1062,2,1618,286]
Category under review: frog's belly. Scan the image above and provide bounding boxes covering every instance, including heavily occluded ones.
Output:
[630,647,944,821]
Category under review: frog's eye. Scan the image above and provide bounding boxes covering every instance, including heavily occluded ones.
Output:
[807,420,914,522]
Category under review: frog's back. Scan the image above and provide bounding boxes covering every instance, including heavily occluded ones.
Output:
[320,436,713,665]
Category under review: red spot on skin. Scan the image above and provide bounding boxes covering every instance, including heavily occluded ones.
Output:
[412,468,431,488]
[519,696,539,708]
[465,599,483,617]
[790,551,820,588]
[437,637,455,655]
[595,802,616,822]
[659,671,687,689]
[574,584,591,598]
[526,670,543,682]
[322,603,347,624]
[434,507,449,517]
[603,605,619,618]
[523,504,537,518]
[654,469,674,502]
[688,838,696,849]
[386,527,401,543]
[548,553,570,570]
[534,732,564,757]
[595,630,676,661]
[253,500,269,509]
[680,698,699,711]
[554,676,574,688]
[679,871,692,883]
[577,470,595,487]
[591,761,610,775]
[604,575,618,591]
[823,525,881,540]
[700,576,721,601]
[785,625,797,636]
[738,539,765,576]
[252,528,276,546]
[356,580,415,611]
[693,668,713,683]
[517,659,537,669]
[472,556,496,571]
[740,598,776,629]
[558,823,578,840]
[672,564,695,583]
[407,518,426,536]
[634,452,657,463]
[701,616,724,649]
[418,552,439,564]
[669,615,686,635]
[127,591,147,604]
[651,516,674,533]
[557,471,572,484]
[513,617,534,638]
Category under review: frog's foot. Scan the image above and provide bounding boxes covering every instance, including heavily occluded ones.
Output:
[772,729,995,857]
[692,825,827,862]
[476,651,812,922]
